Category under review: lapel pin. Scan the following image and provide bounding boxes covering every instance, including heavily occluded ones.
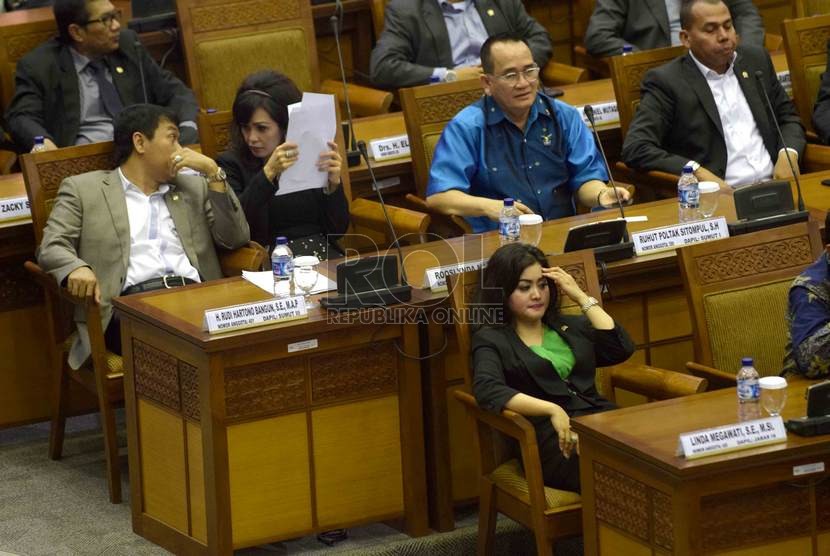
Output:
[172,194,179,201]
[115,66,124,74]
[487,8,494,16]
[741,71,748,79]
[560,325,568,332]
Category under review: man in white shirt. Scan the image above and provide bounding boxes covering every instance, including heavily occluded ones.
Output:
[621,0,804,188]
[37,104,250,367]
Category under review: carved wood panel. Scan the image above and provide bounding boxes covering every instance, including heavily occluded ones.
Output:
[134,340,181,412]
[37,154,115,198]
[416,90,484,125]
[816,478,830,531]
[652,490,673,552]
[694,236,814,285]
[190,0,301,34]
[179,361,200,421]
[700,483,811,551]
[562,263,588,292]
[798,28,830,57]
[224,357,306,420]
[593,462,650,541]
[0,255,42,312]
[310,342,397,404]
[6,30,54,61]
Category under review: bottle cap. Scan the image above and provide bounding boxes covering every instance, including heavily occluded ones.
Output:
[741,357,753,366]
[682,165,693,173]
[503,198,514,206]
[622,44,633,53]
[34,135,44,143]
[758,376,787,390]
[276,236,288,245]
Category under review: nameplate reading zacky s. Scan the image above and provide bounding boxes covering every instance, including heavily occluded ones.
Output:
[632,217,729,255]
[369,134,411,161]
[203,296,308,334]
[0,196,31,222]
[424,259,487,292]
[678,416,786,460]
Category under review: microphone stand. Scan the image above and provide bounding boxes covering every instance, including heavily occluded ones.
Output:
[584,104,629,240]
[330,0,360,167]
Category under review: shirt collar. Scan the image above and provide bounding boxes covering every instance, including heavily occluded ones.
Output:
[439,0,472,13]
[70,47,92,74]
[485,92,550,128]
[118,167,170,196]
[689,50,738,79]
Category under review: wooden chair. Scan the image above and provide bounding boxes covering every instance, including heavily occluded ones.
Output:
[21,141,267,504]
[175,0,392,117]
[793,0,830,17]
[448,249,707,556]
[197,108,432,247]
[678,220,823,389]
[782,14,830,137]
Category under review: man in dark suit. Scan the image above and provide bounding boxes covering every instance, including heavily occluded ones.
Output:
[369,0,552,89]
[585,0,764,58]
[813,40,830,145]
[621,0,803,188]
[6,0,198,152]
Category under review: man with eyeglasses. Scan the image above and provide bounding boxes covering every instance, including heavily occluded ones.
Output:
[426,34,631,233]
[6,0,199,152]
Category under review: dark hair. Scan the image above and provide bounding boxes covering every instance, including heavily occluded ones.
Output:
[54,0,90,44]
[229,70,302,167]
[480,33,530,75]
[113,104,178,166]
[680,0,725,30]
[474,243,559,330]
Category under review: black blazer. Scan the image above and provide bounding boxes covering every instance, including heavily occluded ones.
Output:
[813,40,830,146]
[621,45,805,178]
[5,30,198,151]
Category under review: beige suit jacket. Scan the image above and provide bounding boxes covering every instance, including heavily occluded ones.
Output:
[37,169,250,368]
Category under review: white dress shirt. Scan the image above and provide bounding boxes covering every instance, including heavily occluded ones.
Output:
[118,168,201,289]
[689,51,777,187]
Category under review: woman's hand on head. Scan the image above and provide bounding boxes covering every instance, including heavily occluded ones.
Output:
[542,266,588,305]
[549,404,577,458]
[318,141,343,188]
[263,141,299,181]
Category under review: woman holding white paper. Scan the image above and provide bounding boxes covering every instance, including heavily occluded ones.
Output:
[217,70,348,258]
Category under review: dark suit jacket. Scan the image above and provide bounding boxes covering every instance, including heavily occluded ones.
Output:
[369,0,552,89]
[6,29,198,151]
[585,0,764,58]
[813,40,830,145]
[621,46,805,179]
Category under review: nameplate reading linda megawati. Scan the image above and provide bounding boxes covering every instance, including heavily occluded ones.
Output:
[0,196,31,222]
[424,259,487,292]
[632,217,729,255]
[678,416,786,460]
[203,296,308,334]
[369,134,411,161]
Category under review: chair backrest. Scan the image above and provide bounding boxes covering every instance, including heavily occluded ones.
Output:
[196,108,233,160]
[609,45,686,137]
[399,79,485,199]
[175,0,319,111]
[794,0,830,17]
[21,142,117,245]
[370,0,389,39]
[782,14,830,133]
[677,221,823,377]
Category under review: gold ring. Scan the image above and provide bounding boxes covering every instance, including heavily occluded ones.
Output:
[173,155,183,163]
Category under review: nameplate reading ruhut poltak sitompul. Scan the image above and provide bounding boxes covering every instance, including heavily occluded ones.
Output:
[203,296,308,334]
[632,217,729,256]
[678,416,787,460]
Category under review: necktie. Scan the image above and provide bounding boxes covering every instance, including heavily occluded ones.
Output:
[88,60,124,118]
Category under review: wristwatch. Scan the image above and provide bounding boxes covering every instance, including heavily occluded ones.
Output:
[207,167,227,183]
[580,296,600,313]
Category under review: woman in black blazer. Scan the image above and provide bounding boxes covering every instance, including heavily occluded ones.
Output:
[472,243,634,492]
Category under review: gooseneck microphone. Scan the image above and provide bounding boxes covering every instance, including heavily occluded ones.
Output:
[330,0,360,167]
[134,39,148,104]
[754,70,805,212]
[584,104,630,240]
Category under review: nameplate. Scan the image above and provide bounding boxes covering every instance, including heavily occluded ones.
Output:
[0,196,30,222]
[424,259,487,292]
[777,70,792,96]
[575,101,619,127]
[369,134,411,161]
[679,416,786,460]
[632,217,729,255]
[203,296,307,334]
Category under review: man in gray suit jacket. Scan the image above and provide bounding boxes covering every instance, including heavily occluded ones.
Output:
[370,0,552,89]
[37,104,250,369]
[585,0,764,58]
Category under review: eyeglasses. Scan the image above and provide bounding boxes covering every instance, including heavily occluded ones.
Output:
[84,9,122,28]
[492,66,541,86]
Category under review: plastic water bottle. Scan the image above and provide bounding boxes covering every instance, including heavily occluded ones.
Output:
[499,198,520,245]
[736,357,760,404]
[271,236,293,298]
[677,165,700,223]
[32,136,47,152]
[622,44,633,56]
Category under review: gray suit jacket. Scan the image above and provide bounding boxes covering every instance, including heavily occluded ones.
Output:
[585,0,765,58]
[37,170,250,368]
[369,0,552,89]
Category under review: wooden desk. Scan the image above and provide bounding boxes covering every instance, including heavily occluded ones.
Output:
[573,378,830,555]
[113,279,430,554]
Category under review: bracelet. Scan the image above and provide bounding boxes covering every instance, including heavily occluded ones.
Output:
[580,296,600,313]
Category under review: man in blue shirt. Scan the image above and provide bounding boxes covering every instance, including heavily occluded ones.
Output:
[426,34,630,233]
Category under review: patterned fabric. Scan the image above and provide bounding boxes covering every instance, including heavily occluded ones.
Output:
[783,252,830,378]
[490,458,582,508]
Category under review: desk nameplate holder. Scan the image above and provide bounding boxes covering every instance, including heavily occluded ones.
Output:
[203,296,308,334]
[677,416,787,460]
[424,258,487,292]
[575,101,619,128]
[0,195,30,223]
[632,217,729,256]
[369,134,410,162]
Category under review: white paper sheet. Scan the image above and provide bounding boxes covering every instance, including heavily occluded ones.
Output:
[242,270,337,295]
[278,93,337,196]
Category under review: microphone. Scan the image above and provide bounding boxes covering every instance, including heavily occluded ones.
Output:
[134,39,148,104]
[754,70,804,212]
[330,1,360,167]
[584,104,630,241]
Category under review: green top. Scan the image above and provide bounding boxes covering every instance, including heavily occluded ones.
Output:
[528,325,576,380]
